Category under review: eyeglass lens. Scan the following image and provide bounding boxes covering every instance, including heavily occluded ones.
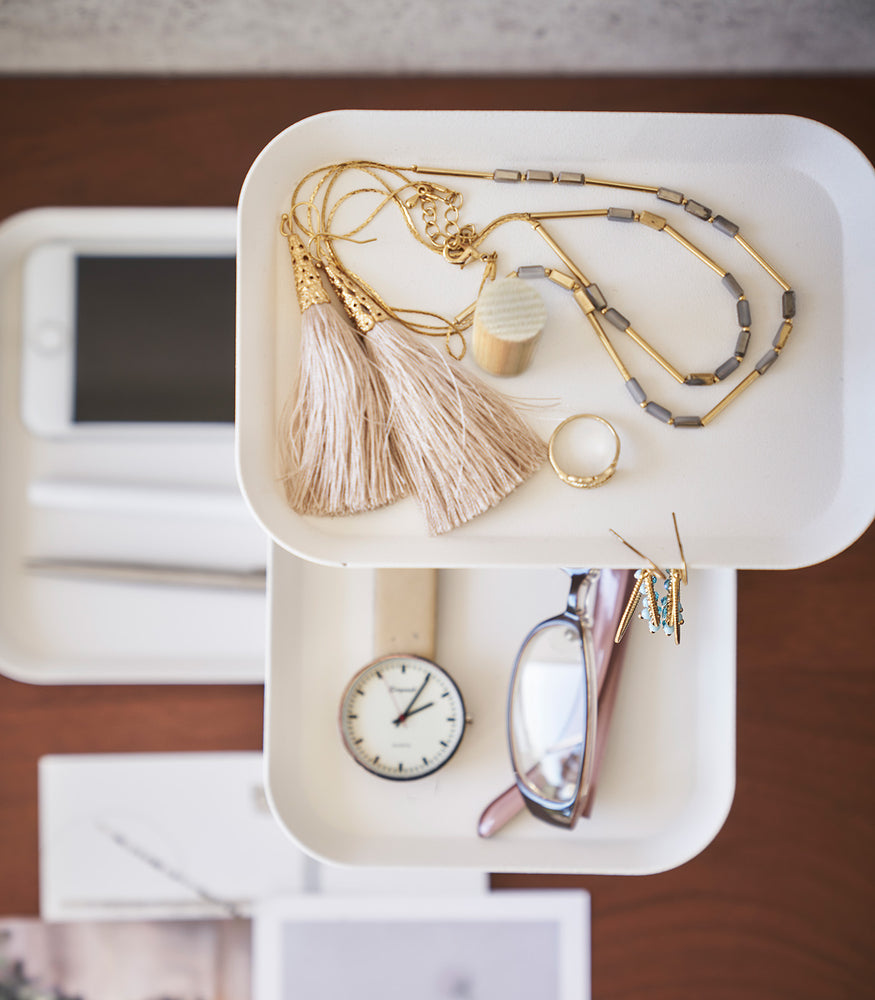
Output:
[509,621,586,808]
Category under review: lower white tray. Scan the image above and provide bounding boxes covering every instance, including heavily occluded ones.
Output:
[264,544,735,874]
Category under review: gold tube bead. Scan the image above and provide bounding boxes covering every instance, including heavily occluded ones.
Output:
[409,164,494,179]
[584,176,660,194]
[531,221,592,286]
[700,370,761,426]
[638,211,667,231]
[623,327,687,384]
[773,320,793,352]
[583,311,631,380]
[545,268,579,291]
[454,301,477,325]
[662,224,725,276]
[733,234,791,290]
[529,209,609,221]
[573,287,596,314]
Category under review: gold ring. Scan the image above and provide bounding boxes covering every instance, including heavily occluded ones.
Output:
[548,414,620,489]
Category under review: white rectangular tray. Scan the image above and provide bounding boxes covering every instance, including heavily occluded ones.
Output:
[237,110,875,570]
[264,545,735,875]
[0,207,266,684]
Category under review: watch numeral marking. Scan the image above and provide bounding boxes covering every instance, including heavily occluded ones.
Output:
[439,740,448,747]
[422,756,428,765]
[398,763,403,772]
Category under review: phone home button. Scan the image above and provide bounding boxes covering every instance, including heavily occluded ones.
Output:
[30,321,68,355]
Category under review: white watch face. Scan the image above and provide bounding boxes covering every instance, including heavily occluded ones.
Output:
[339,655,466,780]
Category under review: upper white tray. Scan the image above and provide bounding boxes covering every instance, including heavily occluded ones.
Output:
[237,110,874,570]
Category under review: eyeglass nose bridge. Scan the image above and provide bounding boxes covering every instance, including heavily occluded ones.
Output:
[562,567,599,623]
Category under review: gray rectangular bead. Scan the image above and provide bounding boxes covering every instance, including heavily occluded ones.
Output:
[673,415,703,428]
[715,356,741,380]
[607,207,635,221]
[735,329,751,356]
[604,307,630,330]
[625,377,647,405]
[782,289,797,318]
[722,272,744,299]
[557,171,585,184]
[493,168,522,183]
[584,283,607,310]
[526,169,554,182]
[516,265,547,279]
[736,299,751,327]
[657,187,684,204]
[712,215,739,237]
[684,199,712,220]
[684,375,710,386]
[755,349,780,374]
[645,401,672,423]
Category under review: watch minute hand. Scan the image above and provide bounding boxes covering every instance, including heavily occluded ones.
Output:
[395,673,431,724]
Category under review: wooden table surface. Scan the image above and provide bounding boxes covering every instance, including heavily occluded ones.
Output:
[0,76,873,999]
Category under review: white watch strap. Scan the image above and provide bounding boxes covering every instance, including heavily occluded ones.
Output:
[373,568,437,659]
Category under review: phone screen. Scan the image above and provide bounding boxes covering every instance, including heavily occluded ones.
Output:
[74,255,237,423]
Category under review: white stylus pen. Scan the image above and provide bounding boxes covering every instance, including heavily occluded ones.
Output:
[28,478,251,520]
[26,558,266,591]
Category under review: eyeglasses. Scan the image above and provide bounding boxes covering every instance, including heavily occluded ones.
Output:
[507,568,623,830]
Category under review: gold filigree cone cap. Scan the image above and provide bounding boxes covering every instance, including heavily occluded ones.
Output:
[285,226,330,313]
[320,260,387,334]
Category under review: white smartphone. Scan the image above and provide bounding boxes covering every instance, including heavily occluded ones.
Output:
[20,227,236,438]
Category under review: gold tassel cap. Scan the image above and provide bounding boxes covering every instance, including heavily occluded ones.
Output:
[320,259,388,333]
[282,216,330,313]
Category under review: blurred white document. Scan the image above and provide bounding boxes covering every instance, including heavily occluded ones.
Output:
[39,752,486,921]
[39,752,307,920]
[253,891,590,1000]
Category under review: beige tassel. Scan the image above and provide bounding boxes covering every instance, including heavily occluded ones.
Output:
[322,261,547,535]
[280,223,406,516]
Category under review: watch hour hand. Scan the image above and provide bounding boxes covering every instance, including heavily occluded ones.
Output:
[392,701,434,726]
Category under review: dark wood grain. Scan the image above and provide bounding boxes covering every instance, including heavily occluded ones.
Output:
[0,75,872,999]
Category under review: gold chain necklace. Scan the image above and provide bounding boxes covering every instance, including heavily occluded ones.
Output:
[290,160,796,428]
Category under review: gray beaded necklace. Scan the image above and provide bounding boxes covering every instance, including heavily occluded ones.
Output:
[406,162,796,429]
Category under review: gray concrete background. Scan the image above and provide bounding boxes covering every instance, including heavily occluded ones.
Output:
[0,0,873,75]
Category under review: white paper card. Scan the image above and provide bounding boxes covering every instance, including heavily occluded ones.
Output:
[38,751,487,921]
[252,891,590,1000]
[38,752,308,920]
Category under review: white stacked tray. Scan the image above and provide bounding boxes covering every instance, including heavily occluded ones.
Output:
[238,110,874,873]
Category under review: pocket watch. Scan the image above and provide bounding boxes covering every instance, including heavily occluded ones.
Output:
[338,568,468,781]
